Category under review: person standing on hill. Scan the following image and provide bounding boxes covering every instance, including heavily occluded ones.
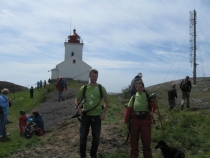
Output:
[180,76,192,110]
[36,81,40,90]
[30,86,34,98]
[44,80,46,88]
[0,88,12,138]
[75,69,109,158]
[168,83,178,111]
[56,76,65,102]
[125,82,154,158]
[40,80,42,88]
[129,73,144,96]
[48,78,51,84]
[19,110,27,136]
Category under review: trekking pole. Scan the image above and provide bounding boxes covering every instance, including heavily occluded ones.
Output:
[156,100,164,137]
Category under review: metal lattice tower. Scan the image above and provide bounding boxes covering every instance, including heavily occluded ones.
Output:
[189,10,197,85]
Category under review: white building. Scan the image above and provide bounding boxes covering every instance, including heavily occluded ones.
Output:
[51,29,91,81]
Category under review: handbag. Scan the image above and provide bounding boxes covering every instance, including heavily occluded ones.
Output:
[135,111,149,119]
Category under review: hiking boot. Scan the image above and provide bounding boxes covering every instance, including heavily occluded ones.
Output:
[0,135,3,138]
[62,99,65,101]
[4,133,10,136]
[181,107,184,111]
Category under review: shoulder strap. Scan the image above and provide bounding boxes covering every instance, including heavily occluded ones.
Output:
[131,95,135,109]
[83,84,103,114]
[98,84,103,100]
[75,85,87,109]
[83,85,87,98]
[83,84,102,99]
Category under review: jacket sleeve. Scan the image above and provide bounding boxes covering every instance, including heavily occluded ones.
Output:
[124,106,132,123]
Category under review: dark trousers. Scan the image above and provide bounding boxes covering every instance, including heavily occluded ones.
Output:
[0,114,7,136]
[58,90,64,101]
[30,92,33,98]
[80,115,101,158]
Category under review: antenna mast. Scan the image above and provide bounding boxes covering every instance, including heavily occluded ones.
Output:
[70,17,72,35]
[189,9,197,85]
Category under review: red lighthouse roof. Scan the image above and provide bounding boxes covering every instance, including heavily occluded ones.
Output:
[68,29,81,43]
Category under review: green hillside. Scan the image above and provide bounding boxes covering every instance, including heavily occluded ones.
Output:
[0,78,210,158]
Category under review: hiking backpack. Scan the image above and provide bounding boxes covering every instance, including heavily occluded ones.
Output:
[60,79,66,88]
[82,84,103,101]
[72,84,103,121]
[180,80,188,91]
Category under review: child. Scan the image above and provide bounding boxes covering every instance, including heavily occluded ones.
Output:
[19,110,27,136]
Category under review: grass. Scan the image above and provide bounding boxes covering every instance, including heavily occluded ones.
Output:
[1,79,210,158]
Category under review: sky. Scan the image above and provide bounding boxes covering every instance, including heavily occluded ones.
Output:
[1,0,210,93]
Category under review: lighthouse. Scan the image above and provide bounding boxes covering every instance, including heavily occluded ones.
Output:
[51,29,91,82]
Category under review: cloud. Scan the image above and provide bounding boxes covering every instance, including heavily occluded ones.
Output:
[1,0,210,92]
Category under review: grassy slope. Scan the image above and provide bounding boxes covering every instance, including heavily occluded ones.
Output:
[1,79,210,158]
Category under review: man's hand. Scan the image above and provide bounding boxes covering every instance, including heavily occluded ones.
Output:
[77,108,83,116]
[100,112,106,120]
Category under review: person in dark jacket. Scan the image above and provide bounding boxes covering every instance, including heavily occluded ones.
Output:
[180,76,192,110]
[29,111,45,133]
[168,83,178,111]
[56,76,65,102]
[30,86,34,98]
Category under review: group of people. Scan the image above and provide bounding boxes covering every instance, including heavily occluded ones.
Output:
[19,110,45,137]
[36,80,47,90]
[29,78,52,99]
[168,76,192,111]
[0,70,192,157]
[0,88,45,139]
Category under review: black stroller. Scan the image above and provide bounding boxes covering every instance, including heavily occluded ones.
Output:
[24,122,37,139]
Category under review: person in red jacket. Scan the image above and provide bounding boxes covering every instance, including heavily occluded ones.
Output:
[125,82,153,158]
[56,76,65,102]
[19,110,27,136]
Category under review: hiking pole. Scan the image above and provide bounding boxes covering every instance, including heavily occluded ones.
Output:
[156,100,164,137]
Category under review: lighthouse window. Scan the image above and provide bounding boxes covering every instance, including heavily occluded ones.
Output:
[71,52,74,56]
[73,59,76,63]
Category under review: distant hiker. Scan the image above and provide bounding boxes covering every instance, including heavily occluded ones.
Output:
[48,78,51,84]
[27,111,45,135]
[63,78,67,90]
[19,110,27,136]
[36,81,40,90]
[125,82,157,158]
[56,76,65,102]
[129,72,144,96]
[30,86,34,98]
[40,80,42,88]
[44,80,46,88]
[180,76,192,110]
[75,69,109,158]
[168,83,178,111]
[0,88,11,138]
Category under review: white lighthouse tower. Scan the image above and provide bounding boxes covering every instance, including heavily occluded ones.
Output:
[51,29,91,81]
